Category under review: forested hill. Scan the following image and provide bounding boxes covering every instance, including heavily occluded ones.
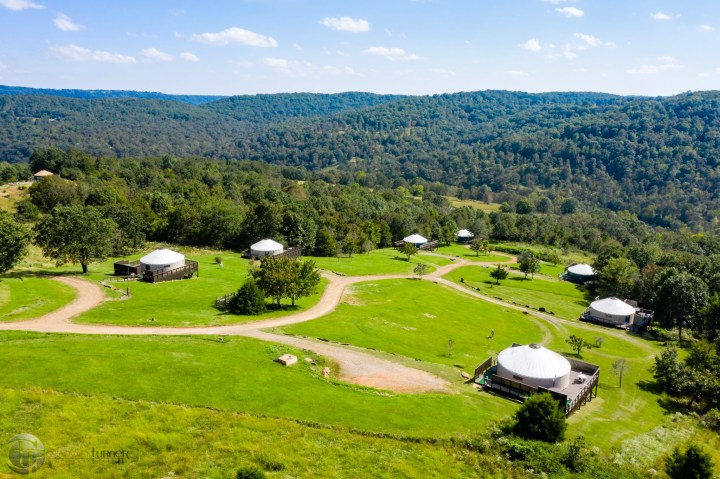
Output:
[2,88,720,230]
[0,85,224,105]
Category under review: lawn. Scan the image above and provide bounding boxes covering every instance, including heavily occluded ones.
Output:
[0,331,516,439]
[435,244,514,262]
[66,252,327,327]
[444,196,501,212]
[443,265,591,320]
[0,276,76,321]
[307,248,444,276]
[0,387,510,479]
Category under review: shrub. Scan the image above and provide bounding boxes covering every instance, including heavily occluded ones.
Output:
[236,466,266,479]
[511,393,567,443]
[665,444,714,479]
[702,409,720,432]
[228,279,266,315]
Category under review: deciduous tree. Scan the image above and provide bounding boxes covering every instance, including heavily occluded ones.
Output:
[0,212,31,274]
[512,393,567,443]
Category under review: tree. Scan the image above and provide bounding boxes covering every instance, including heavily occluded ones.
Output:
[697,293,720,342]
[490,264,508,285]
[597,257,638,298]
[414,263,428,279]
[515,198,535,215]
[611,359,629,388]
[565,334,592,358]
[665,445,714,479]
[511,393,567,443]
[35,206,118,274]
[652,347,686,396]
[655,273,709,340]
[228,279,266,315]
[251,257,320,307]
[518,252,541,279]
[287,259,321,306]
[0,212,32,274]
[470,238,488,256]
[29,175,83,212]
[398,242,417,261]
[314,228,338,257]
[236,466,266,479]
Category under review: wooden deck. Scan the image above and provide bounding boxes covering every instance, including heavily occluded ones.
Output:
[143,260,199,283]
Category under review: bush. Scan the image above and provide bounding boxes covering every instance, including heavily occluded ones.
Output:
[665,444,714,479]
[228,279,266,315]
[236,466,266,479]
[511,393,567,443]
[702,409,720,432]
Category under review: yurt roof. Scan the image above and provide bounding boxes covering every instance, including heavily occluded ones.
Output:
[567,263,596,276]
[33,170,54,177]
[140,248,184,265]
[590,297,636,316]
[456,229,474,237]
[403,233,428,243]
[497,344,571,380]
[251,239,283,251]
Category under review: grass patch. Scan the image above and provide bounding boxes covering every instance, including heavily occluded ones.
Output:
[308,248,439,276]
[444,265,591,320]
[0,276,76,322]
[0,331,515,438]
[435,244,513,263]
[0,387,507,478]
[444,196,501,212]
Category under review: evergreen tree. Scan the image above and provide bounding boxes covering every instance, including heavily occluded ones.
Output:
[512,393,567,443]
[229,279,266,315]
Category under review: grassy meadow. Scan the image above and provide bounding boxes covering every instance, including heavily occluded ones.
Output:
[307,248,451,276]
[434,243,513,262]
[0,276,76,322]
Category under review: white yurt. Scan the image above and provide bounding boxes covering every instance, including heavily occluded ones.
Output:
[455,229,475,243]
[587,297,636,325]
[496,343,571,389]
[565,263,596,282]
[403,233,428,247]
[140,248,185,273]
[251,239,284,258]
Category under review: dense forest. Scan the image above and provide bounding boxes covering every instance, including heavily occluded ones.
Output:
[1,88,719,232]
[0,85,224,105]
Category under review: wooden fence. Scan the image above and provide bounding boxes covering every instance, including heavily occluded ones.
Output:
[143,260,199,284]
[215,292,235,310]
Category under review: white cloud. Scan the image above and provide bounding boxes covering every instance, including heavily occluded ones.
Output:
[519,38,543,52]
[563,45,577,59]
[292,43,303,51]
[651,11,676,21]
[261,57,289,69]
[627,57,682,75]
[362,46,419,61]
[504,70,529,76]
[50,44,136,64]
[573,33,601,47]
[53,13,84,31]
[320,16,370,33]
[191,27,278,47]
[542,0,574,3]
[141,47,173,62]
[699,25,714,32]
[0,0,43,11]
[556,7,583,17]
[179,52,199,62]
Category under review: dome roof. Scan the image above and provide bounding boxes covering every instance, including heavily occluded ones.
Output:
[251,239,283,252]
[403,233,427,244]
[590,297,636,316]
[497,344,571,381]
[567,263,596,276]
[456,229,474,238]
[140,248,184,265]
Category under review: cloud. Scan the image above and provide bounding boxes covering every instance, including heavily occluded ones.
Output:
[699,25,714,32]
[542,0,574,3]
[261,57,289,69]
[50,44,136,64]
[519,38,543,52]
[651,11,677,21]
[0,0,43,11]
[556,7,583,17]
[191,27,278,47]
[504,70,529,77]
[627,57,682,74]
[141,47,173,62]
[53,13,84,32]
[292,43,303,51]
[573,33,615,49]
[179,52,199,62]
[362,46,419,61]
[320,16,370,33]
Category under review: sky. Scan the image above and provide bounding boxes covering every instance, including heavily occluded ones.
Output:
[0,0,718,96]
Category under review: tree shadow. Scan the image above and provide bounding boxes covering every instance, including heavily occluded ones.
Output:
[1,270,85,280]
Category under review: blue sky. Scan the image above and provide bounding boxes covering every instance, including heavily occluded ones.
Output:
[0,0,718,96]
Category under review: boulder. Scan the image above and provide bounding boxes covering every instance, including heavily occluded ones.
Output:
[461,371,471,380]
[275,354,298,366]
[322,367,331,378]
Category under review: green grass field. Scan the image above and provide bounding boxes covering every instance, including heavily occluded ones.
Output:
[444,265,591,320]
[0,276,76,322]
[307,248,446,276]
[444,196,501,212]
[435,244,514,262]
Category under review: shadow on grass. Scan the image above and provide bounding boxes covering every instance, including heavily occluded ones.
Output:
[637,380,689,414]
[1,270,86,280]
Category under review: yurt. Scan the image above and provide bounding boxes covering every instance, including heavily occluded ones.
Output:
[565,263,596,283]
[251,239,284,258]
[140,248,185,273]
[586,297,636,326]
[496,343,571,389]
[455,229,475,243]
[403,233,428,247]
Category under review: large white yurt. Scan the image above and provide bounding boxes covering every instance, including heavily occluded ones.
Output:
[140,248,185,273]
[496,344,571,389]
[565,263,596,282]
[251,239,284,258]
[587,297,636,325]
[403,233,428,247]
[455,229,475,243]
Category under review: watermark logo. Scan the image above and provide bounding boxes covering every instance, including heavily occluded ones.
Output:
[7,434,44,475]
